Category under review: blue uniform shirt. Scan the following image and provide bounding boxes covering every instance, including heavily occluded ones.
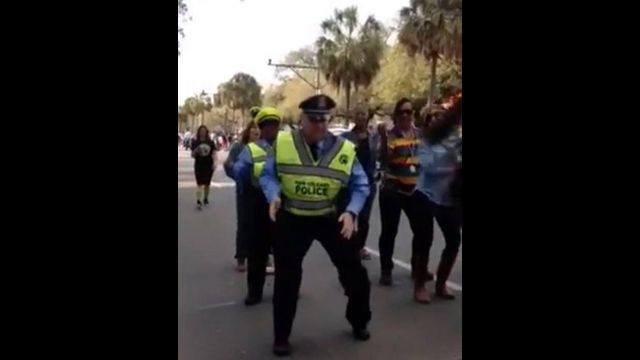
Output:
[259,133,370,215]
[416,131,462,206]
[233,138,274,194]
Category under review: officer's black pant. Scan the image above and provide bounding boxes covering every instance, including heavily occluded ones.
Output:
[378,186,423,274]
[245,186,273,299]
[273,211,372,342]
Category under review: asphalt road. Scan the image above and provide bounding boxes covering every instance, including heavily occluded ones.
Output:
[178,147,462,360]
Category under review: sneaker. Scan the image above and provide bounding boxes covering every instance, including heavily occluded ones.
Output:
[379,273,392,286]
[203,198,209,206]
[352,327,371,341]
[196,201,203,210]
[244,295,262,306]
[359,248,372,260]
[272,341,291,357]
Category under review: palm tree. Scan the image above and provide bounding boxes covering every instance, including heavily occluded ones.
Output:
[398,0,461,105]
[316,6,386,121]
[198,90,214,126]
[183,96,199,129]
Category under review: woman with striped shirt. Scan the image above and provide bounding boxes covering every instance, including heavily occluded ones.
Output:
[377,98,431,288]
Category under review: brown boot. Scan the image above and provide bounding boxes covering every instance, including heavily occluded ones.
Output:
[414,284,431,304]
[411,255,434,281]
[413,254,431,304]
[435,253,458,300]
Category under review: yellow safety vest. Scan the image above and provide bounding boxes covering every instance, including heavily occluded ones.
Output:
[275,130,356,216]
[247,141,272,187]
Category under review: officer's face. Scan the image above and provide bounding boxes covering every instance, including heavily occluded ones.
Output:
[301,113,328,143]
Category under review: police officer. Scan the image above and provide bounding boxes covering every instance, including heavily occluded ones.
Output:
[260,95,372,357]
[233,107,281,305]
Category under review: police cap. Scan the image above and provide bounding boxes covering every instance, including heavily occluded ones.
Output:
[298,94,336,120]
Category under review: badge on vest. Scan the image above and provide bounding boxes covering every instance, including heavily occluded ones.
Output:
[339,154,348,165]
[294,180,330,196]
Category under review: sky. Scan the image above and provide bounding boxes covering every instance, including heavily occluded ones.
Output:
[178,0,404,105]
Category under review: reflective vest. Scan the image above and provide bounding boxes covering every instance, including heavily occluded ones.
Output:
[247,141,272,187]
[275,130,356,216]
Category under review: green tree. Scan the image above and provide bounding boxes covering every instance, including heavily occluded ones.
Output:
[178,0,190,56]
[182,96,199,129]
[316,6,386,120]
[197,90,214,126]
[370,44,430,106]
[398,0,461,105]
[219,73,262,128]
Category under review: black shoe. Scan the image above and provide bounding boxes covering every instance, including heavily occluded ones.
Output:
[197,201,203,210]
[379,273,392,286]
[272,341,291,357]
[352,327,371,341]
[203,198,209,206]
[244,295,262,306]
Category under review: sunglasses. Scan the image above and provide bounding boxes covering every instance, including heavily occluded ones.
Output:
[399,109,413,116]
[307,114,331,123]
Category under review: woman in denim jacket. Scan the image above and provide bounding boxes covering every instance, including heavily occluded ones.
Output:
[413,98,462,303]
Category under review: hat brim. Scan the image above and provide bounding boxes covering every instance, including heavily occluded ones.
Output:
[258,116,281,126]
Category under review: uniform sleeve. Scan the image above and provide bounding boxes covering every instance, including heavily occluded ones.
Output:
[232,147,253,184]
[259,154,281,204]
[345,157,370,216]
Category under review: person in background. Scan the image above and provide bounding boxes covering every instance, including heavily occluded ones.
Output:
[233,107,281,306]
[224,121,260,272]
[191,125,218,210]
[341,105,379,260]
[183,128,192,150]
[377,98,428,288]
[413,96,462,303]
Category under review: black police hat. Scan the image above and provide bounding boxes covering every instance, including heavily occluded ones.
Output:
[298,94,336,117]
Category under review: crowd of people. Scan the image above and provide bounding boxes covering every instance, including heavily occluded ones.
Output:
[185,92,462,357]
[181,129,234,151]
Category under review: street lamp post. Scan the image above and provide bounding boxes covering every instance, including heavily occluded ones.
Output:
[268,59,321,94]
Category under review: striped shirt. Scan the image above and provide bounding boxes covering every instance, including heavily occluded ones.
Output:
[381,126,421,194]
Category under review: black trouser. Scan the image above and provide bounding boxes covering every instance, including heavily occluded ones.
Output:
[234,189,249,260]
[414,191,462,277]
[352,184,376,250]
[273,211,372,342]
[244,185,273,298]
[378,186,423,274]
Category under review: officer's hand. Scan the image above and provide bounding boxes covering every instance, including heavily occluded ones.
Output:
[269,196,282,222]
[338,212,356,239]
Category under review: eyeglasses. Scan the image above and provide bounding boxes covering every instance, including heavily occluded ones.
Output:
[307,114,331,123]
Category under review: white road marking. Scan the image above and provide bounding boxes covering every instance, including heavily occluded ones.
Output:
[364,247,463,292]
[198,301,238,311]
[178,181,235,189]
